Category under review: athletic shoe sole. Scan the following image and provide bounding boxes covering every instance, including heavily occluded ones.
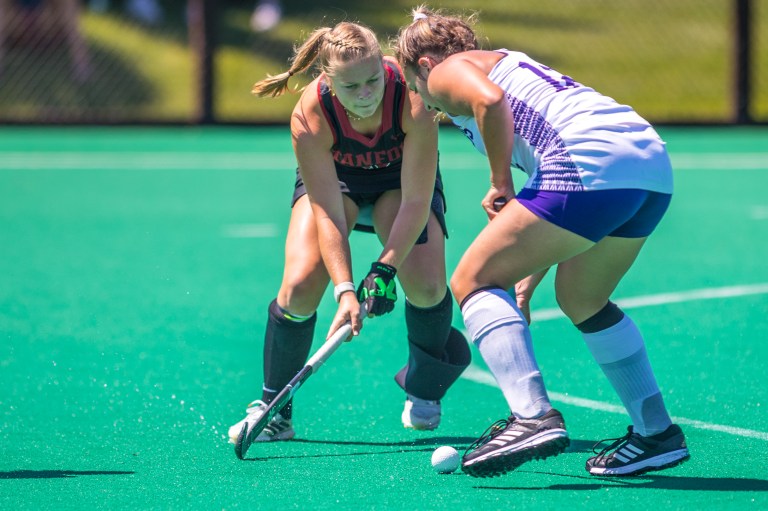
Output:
[403,422,439,431]
[588,448,690,476]
[402,414,440,431]
[228,423,295,444]
[462,429,570,478]
[260,427,296,442]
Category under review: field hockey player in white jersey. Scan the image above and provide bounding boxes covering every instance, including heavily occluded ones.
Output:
[395,6,689,478]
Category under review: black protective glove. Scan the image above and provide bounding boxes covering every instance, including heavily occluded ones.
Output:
[356,262,398,316]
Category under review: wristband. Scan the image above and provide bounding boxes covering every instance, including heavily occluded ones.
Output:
[333,281,356,303]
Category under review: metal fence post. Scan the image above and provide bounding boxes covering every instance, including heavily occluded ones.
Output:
[733,0,753,124]
[188,0,216,124]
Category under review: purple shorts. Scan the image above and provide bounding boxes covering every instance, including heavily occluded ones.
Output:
[515,188,672,243]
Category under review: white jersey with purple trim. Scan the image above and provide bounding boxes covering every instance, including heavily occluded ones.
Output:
[447,50,673,193]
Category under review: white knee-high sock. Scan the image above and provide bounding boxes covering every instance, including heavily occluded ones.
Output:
[462,288,551,419]
[581,314,672,436]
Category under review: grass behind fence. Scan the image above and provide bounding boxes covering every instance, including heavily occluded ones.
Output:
[2,1,766,123]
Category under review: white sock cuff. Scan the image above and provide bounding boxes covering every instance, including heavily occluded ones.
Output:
[582,314,644,364]
[462,288,526,345]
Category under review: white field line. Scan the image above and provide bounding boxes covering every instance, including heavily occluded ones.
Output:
[460,283,768,441]
[0,152,292,170]
[751,206,768,220]
[669,153,768,170]
[221,224,279,238]
[461,365,768,441]
[531,283,768,322]
[0,152,766,171]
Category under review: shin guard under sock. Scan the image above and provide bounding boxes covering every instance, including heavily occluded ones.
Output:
[462,288,551,419]
[578,302,672,436]
[404,290,453,359]
[262,299,316,419]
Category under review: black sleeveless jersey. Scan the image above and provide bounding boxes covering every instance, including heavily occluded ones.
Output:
[317,60,407,193]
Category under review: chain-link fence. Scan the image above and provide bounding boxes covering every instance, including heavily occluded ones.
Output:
[0,0,765,124]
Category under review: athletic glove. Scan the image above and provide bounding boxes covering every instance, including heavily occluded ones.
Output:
[357,261,398,316]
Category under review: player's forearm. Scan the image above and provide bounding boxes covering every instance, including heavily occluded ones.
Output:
[316,217,354,285]
[516,268,550,297]
[376,201,430,269]
[477,98,514,192]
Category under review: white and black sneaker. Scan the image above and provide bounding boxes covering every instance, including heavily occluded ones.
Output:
[462,408,570,478]
[586,424,689,476]
[402,394,441,430]
[227,400,295,444]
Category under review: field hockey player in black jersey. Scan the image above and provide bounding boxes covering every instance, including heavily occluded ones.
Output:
[228,21,470,444]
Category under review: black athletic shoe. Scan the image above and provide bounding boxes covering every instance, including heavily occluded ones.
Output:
[461,408,570,478]
[586,424,690,476]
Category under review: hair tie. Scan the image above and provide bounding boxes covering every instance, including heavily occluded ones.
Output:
[413,12,428,21]
[287,70,294,77]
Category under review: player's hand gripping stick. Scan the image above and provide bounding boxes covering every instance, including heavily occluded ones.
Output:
[357,262,397,316]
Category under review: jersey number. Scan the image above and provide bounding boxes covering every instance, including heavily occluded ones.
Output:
[519,61,577,92]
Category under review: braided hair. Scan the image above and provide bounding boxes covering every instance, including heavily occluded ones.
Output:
[252,22,382,98]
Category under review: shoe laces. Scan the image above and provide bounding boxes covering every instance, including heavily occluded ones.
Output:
[464,416,514,456]
[591,425,635,460]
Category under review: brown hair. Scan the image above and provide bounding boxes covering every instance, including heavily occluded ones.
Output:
[252,22,382,98]
[394,5,479,71]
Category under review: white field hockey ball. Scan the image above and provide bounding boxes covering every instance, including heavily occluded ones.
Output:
[431,446,460,474]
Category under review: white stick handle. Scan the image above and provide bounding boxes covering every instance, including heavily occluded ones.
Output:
[306,303,367,372]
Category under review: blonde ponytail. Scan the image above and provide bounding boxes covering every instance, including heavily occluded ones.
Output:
[252,27,332,98]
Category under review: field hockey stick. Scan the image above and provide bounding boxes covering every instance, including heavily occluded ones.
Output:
[235,302,367,460]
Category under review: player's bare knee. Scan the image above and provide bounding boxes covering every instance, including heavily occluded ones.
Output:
[556,293,609,325]
[278,276,325,315]
[404,281,446,308]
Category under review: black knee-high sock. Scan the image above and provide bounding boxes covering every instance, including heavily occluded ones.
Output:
[261,299,316,419]
[405,290,453,359]
[396,290,471,400]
